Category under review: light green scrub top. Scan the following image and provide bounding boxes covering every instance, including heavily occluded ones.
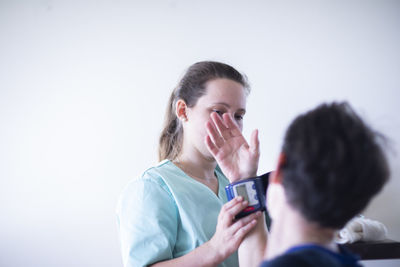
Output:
[116,159,239,267]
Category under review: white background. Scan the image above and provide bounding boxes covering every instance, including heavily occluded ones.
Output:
[0,1,399,266]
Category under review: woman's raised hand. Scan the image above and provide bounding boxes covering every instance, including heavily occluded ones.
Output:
[207,197,261,262]
[205,112,260,182]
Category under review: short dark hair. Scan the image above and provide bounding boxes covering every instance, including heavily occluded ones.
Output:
[280,102,390,229]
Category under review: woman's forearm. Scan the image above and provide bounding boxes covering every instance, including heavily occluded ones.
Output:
[150,241,223,267]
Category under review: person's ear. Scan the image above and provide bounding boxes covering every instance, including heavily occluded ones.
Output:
[175,99,188,122]
[270,153,286,184]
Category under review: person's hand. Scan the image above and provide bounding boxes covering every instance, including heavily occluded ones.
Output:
[205,112,260,182]
[208,196,262,262]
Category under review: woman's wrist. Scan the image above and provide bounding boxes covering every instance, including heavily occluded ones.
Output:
[238,169,258,181]
[151,241,223,267]
[245,170,258,179]
[204,239,225,265]
[228,170,258,182]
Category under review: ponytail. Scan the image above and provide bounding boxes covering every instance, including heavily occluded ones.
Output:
[158,88,183,161]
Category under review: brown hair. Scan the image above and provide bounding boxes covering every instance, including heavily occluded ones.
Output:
[158,61,250,161]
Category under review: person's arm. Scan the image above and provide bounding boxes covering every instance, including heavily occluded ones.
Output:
[205,112,268,267]
[151,197,262,267]
[117,178,179,267]
[238,214,268,267]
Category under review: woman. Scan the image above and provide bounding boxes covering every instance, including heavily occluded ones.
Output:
[117,61,262,267]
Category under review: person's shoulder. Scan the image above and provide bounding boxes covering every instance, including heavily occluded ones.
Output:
[120,160,175,198]
[260,246,361,267]
[117,160,178,215]
[260,253,311,267]
[133,160,174,184]
[141,159,183,182]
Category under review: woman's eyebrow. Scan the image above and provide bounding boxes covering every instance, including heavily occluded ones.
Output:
[212,102,246,113]
[212,102,230,108]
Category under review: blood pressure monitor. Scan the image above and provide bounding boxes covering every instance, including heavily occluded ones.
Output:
[225,172,270,219]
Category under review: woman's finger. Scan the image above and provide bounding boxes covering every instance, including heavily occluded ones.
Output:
[220,197,244,227]
[221,198,254,228]
[231,218,258,245]
[205,135,218,158]
[205,120,225,148]
[210,112,231,140]
[223,196,243,210]
[225,199,249,218]
[229,211,261,236]
[228,212,261,248]
[250,129,260,155]
[223,113,246,140]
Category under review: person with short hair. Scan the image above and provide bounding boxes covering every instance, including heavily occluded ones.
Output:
[206,102,390,267]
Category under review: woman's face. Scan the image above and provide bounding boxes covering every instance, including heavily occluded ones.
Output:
[183,78,247,159]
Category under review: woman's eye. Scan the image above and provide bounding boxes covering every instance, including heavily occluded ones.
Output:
[213,110,223,116]
[235,114,243,121]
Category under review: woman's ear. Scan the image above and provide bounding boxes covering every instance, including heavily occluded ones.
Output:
[175,99,188,122]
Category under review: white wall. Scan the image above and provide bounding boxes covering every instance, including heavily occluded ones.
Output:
[0,1,399,266]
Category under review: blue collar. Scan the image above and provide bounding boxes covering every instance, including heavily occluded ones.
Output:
[286,243,361,267]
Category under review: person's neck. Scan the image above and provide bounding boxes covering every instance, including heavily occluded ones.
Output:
[174,147,217,181]
[266,203,337,259]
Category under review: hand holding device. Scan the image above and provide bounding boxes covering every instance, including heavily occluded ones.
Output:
[225,172,270,219]
[208,196,262,262]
